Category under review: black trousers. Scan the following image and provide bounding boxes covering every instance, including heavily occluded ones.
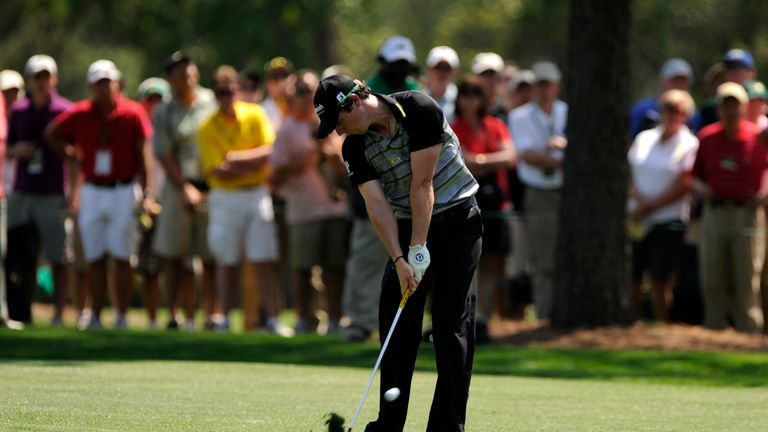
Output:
[366,201,482,432]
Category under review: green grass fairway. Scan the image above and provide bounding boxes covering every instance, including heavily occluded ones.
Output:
[1,361,767,431]
[2,325,767,431]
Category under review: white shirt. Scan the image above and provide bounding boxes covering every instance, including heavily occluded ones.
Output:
[260,97,283,132]
[628,125,699,224]
[508,100,568,189]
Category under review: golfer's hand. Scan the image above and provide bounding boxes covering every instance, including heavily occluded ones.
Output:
[394,259,418,295]
[408,243,431,283]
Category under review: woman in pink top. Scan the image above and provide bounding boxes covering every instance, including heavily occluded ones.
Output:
[270,70,350,335]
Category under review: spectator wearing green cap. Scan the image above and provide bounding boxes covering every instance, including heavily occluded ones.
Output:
[744,79,768,130]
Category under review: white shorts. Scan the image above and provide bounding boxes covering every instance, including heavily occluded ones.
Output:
[207,186,278,266]
[78,183,137,262]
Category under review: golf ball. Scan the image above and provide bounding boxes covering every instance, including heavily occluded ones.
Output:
[384,387,401,402]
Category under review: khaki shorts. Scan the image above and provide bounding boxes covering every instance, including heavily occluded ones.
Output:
[152,182,212,261]
[288,218,350,271]
[207,187,278,266]
[7,193,67,264]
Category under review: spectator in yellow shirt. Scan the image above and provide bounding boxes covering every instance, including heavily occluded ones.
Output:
[198,65,282,333]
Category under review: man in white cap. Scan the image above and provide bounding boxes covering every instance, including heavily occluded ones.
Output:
[694,82,765,332]
[367,35,420,94]
[46,59,152,330]
[5,55,72,326]
[630,58,700,138]
[424,46,460,123]
[472,52,506,118]
[508,61,568,322]
[0,70,24,114]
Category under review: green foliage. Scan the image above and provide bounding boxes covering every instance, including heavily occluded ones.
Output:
[1,0,767,101]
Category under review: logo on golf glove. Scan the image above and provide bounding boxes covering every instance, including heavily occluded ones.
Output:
[408,243,431,283]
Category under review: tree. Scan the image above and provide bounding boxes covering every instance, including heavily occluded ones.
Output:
[551,0,632,327]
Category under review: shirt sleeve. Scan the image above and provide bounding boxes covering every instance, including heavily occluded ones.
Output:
[509,107,538,154]
[197,120,222,177]
[52,106,79,142]
[341,135,378,186]
[681,138,700,172]
[151,106,172,157]
[7,107,18,146]
[135,108,152,141]
[400,92,445,152]
[691,137,705,181]
[253,104,275,147]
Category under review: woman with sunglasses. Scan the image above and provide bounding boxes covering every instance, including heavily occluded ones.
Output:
[269,70,349,336]
[628,89,699,322]
[450,75,516,343]
[314,74,481,432]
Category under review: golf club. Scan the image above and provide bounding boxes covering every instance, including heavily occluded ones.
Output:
[346,288,412,432]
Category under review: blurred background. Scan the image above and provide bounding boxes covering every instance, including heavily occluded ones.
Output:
[1,0,767,101]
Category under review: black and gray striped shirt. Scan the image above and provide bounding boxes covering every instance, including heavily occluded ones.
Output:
[342,92,478,218]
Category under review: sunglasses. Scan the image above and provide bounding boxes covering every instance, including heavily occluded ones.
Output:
[214,87,235,97]
[336,83,360,107]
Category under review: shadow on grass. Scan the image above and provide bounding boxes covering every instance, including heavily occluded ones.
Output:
[1,327,767,387]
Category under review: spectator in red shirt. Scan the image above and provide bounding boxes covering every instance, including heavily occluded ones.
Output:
[692,82,765,332]
[451,75,515,342]
[46,59,151,330]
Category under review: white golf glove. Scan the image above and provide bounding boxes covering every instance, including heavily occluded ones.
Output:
[408,243,431,283]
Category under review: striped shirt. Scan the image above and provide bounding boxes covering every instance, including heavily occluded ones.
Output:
[692,120,767,200]
[342,92,478,218]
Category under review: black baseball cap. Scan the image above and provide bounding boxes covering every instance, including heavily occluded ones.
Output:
[314,74,359,138]
[164,51,192,73]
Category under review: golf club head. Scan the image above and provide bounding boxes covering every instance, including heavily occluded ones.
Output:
[324,412,346,432]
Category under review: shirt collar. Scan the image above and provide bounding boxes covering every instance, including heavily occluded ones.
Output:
[375,93,407,122]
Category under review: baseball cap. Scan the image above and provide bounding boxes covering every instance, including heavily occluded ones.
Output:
[87,59,120,85]
[378,36,416,64]
[24,54,58,77]
[532,61,561,83]
[264,56,294,78]
[314,74,358,138]
[164,51,192,73]
[716,82,749,105]
[471,52,504,75]
[723,49,755,69]
[0,70,24,91]
[510,69,535,90]
[659,58,693,82]
[427,46,459,69]
[138,77,171,100]
[743,80,768,101]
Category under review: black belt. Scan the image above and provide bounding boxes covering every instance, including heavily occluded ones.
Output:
[709,198,749,208]
[431,197,478,222]
[88,179,133,188]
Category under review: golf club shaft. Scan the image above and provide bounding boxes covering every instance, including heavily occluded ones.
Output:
[348,290,411,431]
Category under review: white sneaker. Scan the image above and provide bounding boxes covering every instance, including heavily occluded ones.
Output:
[264,317,294,337]
[79,315,101,331]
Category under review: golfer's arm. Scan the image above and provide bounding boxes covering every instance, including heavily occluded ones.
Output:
[359,180,403,261]
[409,145,440,246]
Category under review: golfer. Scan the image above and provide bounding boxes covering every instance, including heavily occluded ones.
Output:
[315,74,482,432]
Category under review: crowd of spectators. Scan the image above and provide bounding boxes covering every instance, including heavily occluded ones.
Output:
[0,37,765,339]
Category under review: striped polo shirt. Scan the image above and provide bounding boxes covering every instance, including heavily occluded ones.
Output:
[692,120,767,200]
[342,91,478,218]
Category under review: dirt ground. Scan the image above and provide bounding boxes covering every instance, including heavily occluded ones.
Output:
[491,320,768,352]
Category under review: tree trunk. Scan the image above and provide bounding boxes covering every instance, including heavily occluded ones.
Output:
[551,0,632,327]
